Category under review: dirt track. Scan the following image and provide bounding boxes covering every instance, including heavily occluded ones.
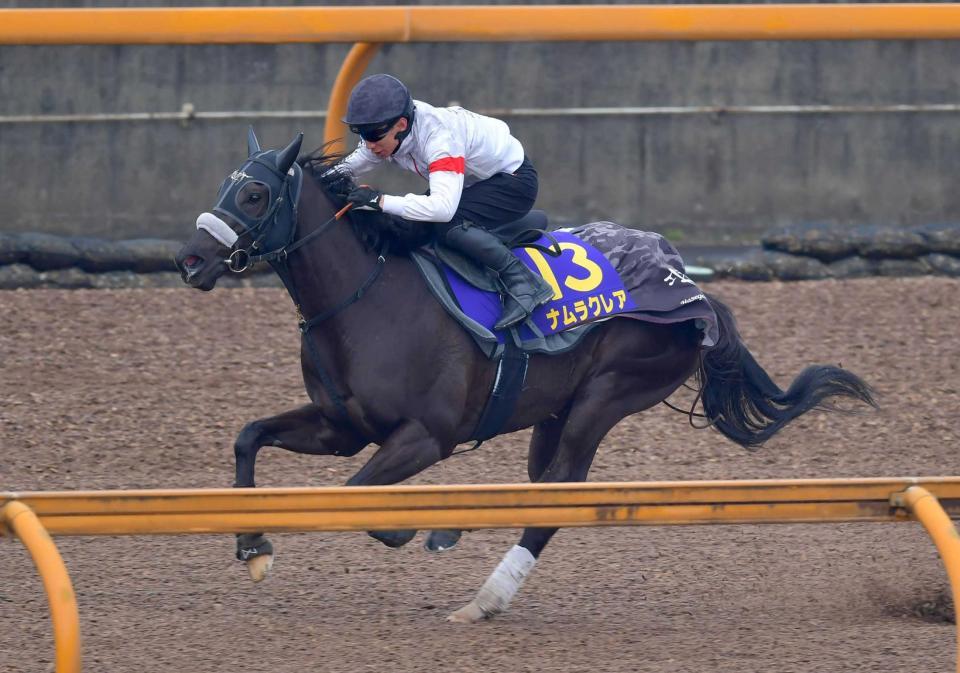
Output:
[1,278,959,673]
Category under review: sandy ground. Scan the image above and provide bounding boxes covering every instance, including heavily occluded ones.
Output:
[1,277,959,673]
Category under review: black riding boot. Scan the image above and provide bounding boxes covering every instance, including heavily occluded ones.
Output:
[444,223,554,330]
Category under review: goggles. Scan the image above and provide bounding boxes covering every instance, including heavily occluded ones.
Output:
[350,117,400,143]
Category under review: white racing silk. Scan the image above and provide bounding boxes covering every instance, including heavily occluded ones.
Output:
[339,99,525,223]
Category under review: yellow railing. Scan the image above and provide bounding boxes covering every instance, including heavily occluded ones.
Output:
[3,477,960,673]
[5,5,960,44]
[4,4,960,153]
[3,477,960,534]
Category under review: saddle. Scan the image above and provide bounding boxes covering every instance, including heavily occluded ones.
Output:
[430,210,553,293]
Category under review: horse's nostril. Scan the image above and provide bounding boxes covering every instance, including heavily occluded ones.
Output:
[184,255,202,269]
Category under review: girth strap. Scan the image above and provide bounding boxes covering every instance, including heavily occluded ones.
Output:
[470,339,530,443]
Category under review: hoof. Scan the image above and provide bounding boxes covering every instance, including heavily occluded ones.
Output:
[424,529,462,553]
[368,529,417,548]
[246,553,274,582]
[447,601,491,624]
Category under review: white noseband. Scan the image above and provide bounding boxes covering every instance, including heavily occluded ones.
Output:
[196,211,239,248]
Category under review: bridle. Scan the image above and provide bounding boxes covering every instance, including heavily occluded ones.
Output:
[210,154,306,274]
[223,193,347,274]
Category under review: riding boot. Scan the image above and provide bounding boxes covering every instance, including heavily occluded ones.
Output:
[444,223,555,330]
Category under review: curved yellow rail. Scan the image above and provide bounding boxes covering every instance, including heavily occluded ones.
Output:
[899,487,960,673]
[324,42,382,155]
[1,502,81,673]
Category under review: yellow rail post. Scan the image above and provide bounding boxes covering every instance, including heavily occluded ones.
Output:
[1,501,81,673]
[324,42,382,155]
[895,486,960,673]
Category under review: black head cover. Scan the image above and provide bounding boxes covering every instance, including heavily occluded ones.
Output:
[212,128,304,249]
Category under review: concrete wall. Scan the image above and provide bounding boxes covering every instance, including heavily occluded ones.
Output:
[4,0,960,245]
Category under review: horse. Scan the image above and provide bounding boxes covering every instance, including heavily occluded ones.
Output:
[174,130,877,623]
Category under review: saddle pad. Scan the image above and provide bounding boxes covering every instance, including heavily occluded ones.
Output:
[443,230,638,337]
[411,222,719,360]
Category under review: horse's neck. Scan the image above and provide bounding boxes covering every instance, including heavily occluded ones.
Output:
[285,184,381,321]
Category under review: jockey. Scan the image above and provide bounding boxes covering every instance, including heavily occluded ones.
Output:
[336,73,554,331]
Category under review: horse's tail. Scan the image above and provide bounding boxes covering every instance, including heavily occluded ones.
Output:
[698,293,878,448]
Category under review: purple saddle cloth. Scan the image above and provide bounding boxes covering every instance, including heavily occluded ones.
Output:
[440,222,719,348]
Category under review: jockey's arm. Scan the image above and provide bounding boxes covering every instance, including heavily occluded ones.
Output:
[379,124,467,222]
[337,142,382,177]
[381,167,464,222]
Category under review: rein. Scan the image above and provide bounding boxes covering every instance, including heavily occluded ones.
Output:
[225,203,351,272]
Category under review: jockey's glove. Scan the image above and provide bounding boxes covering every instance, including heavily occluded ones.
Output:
[346,186,383,212]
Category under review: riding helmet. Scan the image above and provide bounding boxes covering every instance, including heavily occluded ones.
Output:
[342,74,414,127]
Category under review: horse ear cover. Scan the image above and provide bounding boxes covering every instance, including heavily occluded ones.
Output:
[277,133,304,175]
[247,126,261,157]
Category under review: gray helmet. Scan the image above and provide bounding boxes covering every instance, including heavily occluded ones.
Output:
[342,74,414,128]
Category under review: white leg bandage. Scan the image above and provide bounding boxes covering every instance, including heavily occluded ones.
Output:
[471,545,537,617]
[196,211,239,248]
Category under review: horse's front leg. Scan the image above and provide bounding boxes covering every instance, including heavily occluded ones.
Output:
[346,418,452,549]
[233,403,367,581]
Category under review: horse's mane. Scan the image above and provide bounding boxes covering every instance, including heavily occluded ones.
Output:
[299,143,432,254]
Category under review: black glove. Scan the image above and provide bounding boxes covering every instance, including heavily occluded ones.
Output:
[346,186,383,212]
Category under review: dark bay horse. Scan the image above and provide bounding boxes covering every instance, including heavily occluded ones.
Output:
[174,131,876,622]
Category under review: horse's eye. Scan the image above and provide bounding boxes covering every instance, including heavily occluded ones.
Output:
[249,193,262,203]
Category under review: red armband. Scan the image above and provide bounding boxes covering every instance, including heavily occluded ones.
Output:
[428,157,465,174]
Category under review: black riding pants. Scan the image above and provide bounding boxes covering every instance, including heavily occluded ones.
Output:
[439,156,539,242]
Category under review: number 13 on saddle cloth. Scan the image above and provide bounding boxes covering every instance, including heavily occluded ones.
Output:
[414,221,720,359]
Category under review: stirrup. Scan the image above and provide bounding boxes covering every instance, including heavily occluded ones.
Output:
[494,285,554,331]
[494,304,529,331]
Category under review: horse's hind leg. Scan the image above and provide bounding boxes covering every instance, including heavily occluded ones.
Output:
[424,528,462,553]
[526,405,572,481]
[424,406,571,554]
[233,404,366,581]
[448,373,666,623]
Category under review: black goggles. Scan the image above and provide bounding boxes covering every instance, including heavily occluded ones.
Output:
[350,118,400,143]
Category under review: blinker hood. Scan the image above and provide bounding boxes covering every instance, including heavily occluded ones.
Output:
[211,130,304,254]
